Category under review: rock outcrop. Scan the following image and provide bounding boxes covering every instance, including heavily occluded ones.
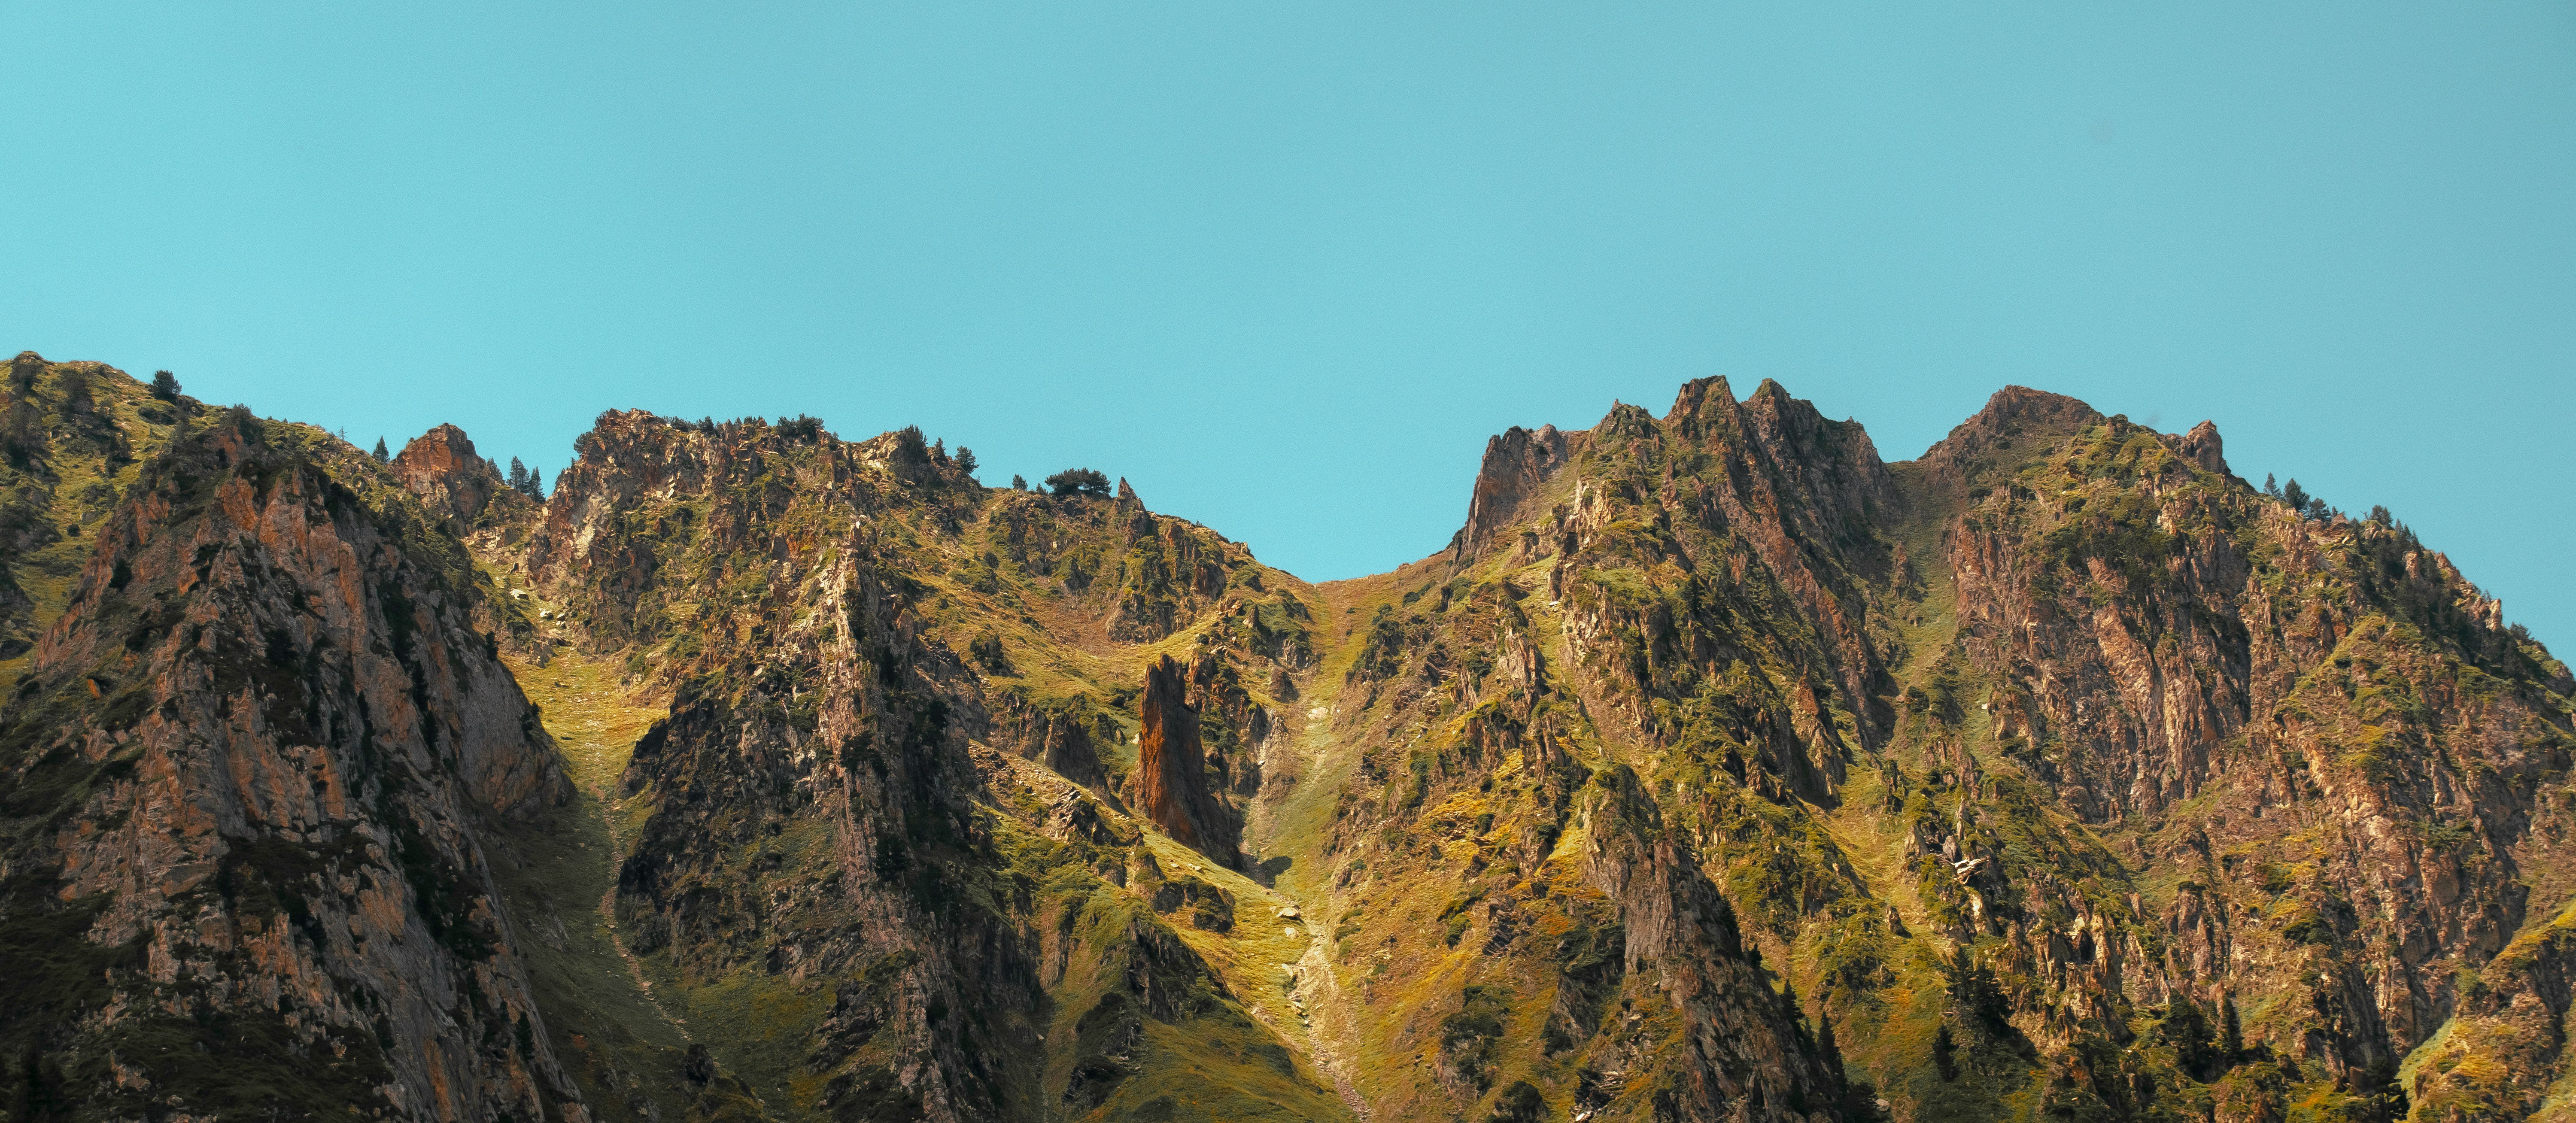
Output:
[1132,654,1242,866]
[1450,423,1573,562]
[1581,767,1856,1122]
[391,422,507,534]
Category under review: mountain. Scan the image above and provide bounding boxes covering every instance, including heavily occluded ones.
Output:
[1,351,2568,1123]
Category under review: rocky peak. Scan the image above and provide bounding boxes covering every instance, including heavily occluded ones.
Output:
[1912,384,2101,503]
[2175,418,2230,477]
[1663,374,1737,423]
[1449,423,1571,561]
[392,422,505,532]
[1132,653,1240,867]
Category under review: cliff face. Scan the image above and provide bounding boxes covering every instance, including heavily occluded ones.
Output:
[0,407,575,1119]
[1918,396,2576,1117]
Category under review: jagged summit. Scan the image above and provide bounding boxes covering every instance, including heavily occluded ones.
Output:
[391,421,509,531]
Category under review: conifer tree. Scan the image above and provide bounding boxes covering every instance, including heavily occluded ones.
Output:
[893,426,930,467]
[508,457,531,494]
[954,446,978,474]
[150,370,179,401]
[0,398,42,467]
[1045,468,1111,498]
[372,437,390,462]
[59,369,92,416]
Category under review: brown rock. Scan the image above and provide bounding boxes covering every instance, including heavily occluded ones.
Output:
[1134,654,1240,866]
[1450,424,1571,562]
[392,422,506,532]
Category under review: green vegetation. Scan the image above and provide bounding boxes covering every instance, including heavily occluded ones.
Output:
[1048,467,1112,498]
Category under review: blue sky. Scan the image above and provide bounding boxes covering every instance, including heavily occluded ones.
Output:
[5,4,2571,645]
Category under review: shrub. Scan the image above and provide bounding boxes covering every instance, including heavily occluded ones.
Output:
[967,631,1009,674]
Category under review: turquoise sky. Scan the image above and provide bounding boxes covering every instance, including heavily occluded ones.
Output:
[5,5,2571,644]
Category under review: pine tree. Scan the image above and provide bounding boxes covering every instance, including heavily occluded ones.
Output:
[372,437,390,462]
[2263,473,2278,497]
[1045,468,1111,498]
[508,457,530,493]
[0,398,43,467]
[525,465,544,500]
[1011,474,1027,491]
[893,426,930,467]
[954,446,978,475]
[2281,478,2309,515]
[59,369,92,417]
[150,370,179,401]
[9,354,43,396]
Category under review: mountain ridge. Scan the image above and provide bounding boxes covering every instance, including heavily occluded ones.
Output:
[1,350,2567,1123]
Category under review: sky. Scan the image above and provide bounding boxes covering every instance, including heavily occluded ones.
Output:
[4,4,2571,645]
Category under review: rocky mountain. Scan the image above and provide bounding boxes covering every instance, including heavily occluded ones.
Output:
[2,353,2568,1123]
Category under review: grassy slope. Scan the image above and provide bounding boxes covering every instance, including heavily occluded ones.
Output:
[485,637,703,1122]
[0,364,187,688]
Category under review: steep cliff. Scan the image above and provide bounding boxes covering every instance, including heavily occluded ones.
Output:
[0,405,577,1119]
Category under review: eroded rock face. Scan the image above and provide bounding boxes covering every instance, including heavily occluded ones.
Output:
[1581,768,1854,1123]
[991,687,1112,786]
[1133,654,1241,866]
[0,408,575,1119]
[1926,400,2576,1105]
[524,412,1336,1122]
[392,422,507,534]
[1452,424,1573,562]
